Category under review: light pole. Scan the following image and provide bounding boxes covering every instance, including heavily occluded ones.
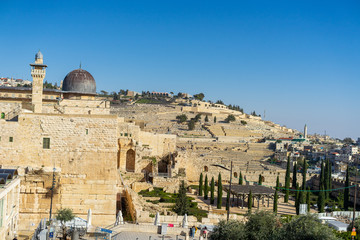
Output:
[49,167,56,220]
[211,161,233,221]
[352,165,358,231]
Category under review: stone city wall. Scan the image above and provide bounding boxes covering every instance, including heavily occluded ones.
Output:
[0,113,120,230]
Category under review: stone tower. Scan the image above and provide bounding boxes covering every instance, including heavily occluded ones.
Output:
[304,124,307,139]
[30,50,47,113]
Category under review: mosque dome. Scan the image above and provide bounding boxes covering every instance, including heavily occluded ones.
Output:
[62,69,96,94]
[35,50,43,60]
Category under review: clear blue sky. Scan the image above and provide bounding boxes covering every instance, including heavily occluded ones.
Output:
[1,0,359,139]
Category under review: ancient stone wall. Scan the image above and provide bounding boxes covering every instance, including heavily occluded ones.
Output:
[0,113,119,230]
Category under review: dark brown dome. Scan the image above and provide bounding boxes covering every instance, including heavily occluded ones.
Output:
[62,69,96,94]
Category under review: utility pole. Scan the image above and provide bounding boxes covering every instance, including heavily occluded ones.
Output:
[352,166,358,230]
[227,161,233,221]
[211,161,233,222]
[49,167,56,220]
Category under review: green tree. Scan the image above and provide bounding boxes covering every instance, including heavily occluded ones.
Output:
[214,116,217,123]
[276,214,339,240]
[209,220,246,240]
[56,208,75,240]
[194,113,202,122]
[210,177,215,204]
[226,191,230,211]
[176,114,187,123]
[245,211,280,240]
[292,162,297,189]
[204,174,209,200]
[302,159,307,190]
[273,189,278,214]
[217,173,222,209]
[240,120,247,125]
[343,137,354,144]
[199,173,203,196]
[306,187,310,212]
[225,114,236,123]
[193,93,205,101]
[239,172,243,185]
[258,174,262,185]
[344,165,350,210]
[295,183,300,215]
[318,184,325,213]
[174,180,189,215]
[188,120,195,130]
[284,157,291,203]
[324,159,329,199]
[205,115,209,122]
[248,191,252,212]
[276,176,280,190]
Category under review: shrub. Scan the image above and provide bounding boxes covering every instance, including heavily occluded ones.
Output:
[225,114,236,123]
[176,114,188,123]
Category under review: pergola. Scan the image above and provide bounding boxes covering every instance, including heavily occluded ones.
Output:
[224,184,284,209]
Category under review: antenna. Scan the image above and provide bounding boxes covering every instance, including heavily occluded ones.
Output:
[79,61,82,69]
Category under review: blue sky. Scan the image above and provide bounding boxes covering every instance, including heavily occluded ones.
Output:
[1,0,359,139]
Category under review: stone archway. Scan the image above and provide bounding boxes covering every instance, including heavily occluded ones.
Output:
[126,149,135,172]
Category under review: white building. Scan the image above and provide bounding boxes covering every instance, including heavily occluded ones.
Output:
[0,169,20,240]
[344,145,358,155]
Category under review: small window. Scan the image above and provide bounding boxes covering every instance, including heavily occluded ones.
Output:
[43,138,50,149]
[120,133,123,136]
[85,129,89,135]
[9,137,13,142]
[124,133,128,137]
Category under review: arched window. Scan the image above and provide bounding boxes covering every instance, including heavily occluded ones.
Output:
[204,166,208,172]
[234,172,238,178]
[126,149,135,172]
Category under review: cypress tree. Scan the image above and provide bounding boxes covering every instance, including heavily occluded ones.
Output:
[217,173,222,209]
[306,187,311,212]
[320,161,325,191]
[318,184,325,213]
[239,172,243,185]
[324,159,329,199]
[328,160,332,194]
[248,190,252,212]
[258,174,262,185]
[292,162,297,189]
[174,180,189,215]
[295,183,300,215]
[326,159,331,199]
[199,173,203,196]
[344,165,350,210]
[226,191,230,211]
[274,176,279,214]
[284,156,291,203]
[302,159,307,190]
[273,189,278,214]
[210,177,215,204]
[204,175,209,200]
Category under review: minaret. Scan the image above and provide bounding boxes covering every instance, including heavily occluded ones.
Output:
[304,124,308,139]
[30,50,47,113]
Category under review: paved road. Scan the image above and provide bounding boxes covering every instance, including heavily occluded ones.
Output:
[112,231,188,240]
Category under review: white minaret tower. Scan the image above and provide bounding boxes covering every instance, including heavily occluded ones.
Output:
[30,50,47,113]
[304,124,308,139]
